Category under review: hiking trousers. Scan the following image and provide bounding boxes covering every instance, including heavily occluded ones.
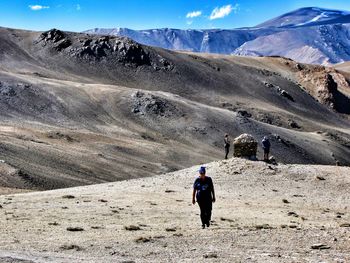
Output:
[225,146,230,159]
[198,200,212,226]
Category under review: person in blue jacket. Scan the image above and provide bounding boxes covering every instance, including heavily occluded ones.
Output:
[262,136,271,161]
[192,166,216,229]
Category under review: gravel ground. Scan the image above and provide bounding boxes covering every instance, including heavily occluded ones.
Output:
[0,158,349,262]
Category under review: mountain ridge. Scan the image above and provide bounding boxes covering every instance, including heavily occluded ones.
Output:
[85,7,350,65]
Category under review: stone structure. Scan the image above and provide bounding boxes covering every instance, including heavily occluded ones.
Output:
[233,133,258,158]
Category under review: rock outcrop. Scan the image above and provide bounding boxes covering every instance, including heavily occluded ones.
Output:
[37,29,174,70]
[293,63,350,112]
[131,91,182,118]
[263,81,295,102]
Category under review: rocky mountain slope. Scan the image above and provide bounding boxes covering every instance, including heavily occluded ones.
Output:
[86,7,350,65]
[335,61,350,74]
[0,27,349,193]
[0,158,349,262]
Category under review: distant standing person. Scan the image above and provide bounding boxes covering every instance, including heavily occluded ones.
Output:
[192,166,216,229]
[262,136,271,161]
[224,134,230,159]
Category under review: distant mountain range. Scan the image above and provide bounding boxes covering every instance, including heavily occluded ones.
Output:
[85,7,350,65]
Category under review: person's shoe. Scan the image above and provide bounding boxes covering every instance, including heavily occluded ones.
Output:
[202,224,205,229]
[206,222,210,228]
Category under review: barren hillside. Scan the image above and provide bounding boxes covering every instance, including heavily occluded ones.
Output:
[0,27,349,192]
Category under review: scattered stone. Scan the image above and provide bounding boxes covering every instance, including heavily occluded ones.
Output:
[292,194,304,197]
[272,134,295,148]
[268,156,277,165]
[60,244,83,251]
[62,195,75,199]
[135,237,151,243]
[288,120,301,129]
[237,109,252,118]
[165,227,177,232]
[99,199,108,203]
[48,222,60,226]
[277,88,295,102]
[220,217,235,222]
[255,224,273,230]
[316,176,326,181]
[173,233,183,237]
[66,227,84,232]
[282,199,290,204]
[124,225,141,231]
[295,63,304,70]
[203,252,218,258]
[165,190,175,193]
[47,132,75,142]
[287,212,299,217]
[339,223,350,227]
[233,134,258,158]
[263,81,274,88]
[265,82,295,102]
[222,102,233,108]
[153,235,166,239]
[311,244,331,250]
[91,226,104,229]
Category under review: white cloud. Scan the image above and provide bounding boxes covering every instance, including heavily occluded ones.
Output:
[29,5,50,11]
[76,4,81,11]
[209,4,239,20]
[186,10,202,18]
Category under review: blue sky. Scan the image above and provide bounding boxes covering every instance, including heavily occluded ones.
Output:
[1,0,350,32]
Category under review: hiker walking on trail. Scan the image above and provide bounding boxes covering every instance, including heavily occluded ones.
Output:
[262,136,271,161]
[224,134,230,159]
[192,166,215,229]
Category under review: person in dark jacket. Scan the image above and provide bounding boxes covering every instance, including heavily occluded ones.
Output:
[262,136,271,161]
[192,166,216,229]
[224,134,230,159]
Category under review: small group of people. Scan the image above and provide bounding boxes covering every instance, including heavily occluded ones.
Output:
[192,134,272,228]
[223,134,271,161]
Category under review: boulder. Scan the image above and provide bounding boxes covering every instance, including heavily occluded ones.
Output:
[233,134,257,158]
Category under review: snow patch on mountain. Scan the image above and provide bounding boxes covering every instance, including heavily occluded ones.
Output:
[85,7,350,65]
